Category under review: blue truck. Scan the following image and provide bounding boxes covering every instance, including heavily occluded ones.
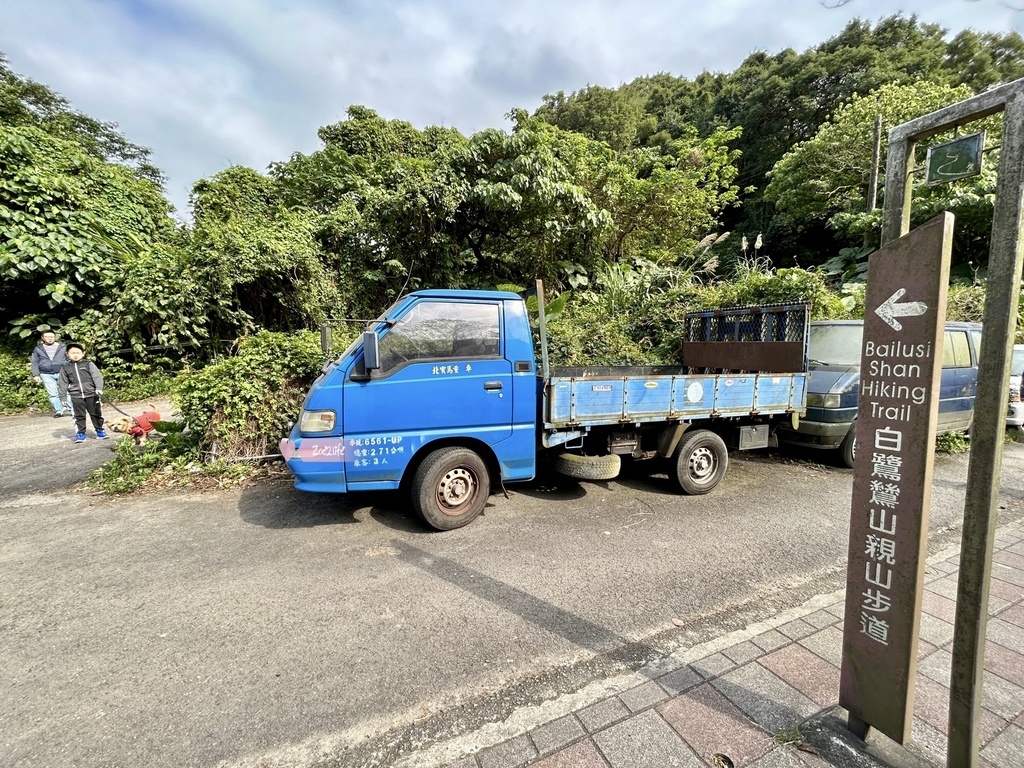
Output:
[280,287,810,530]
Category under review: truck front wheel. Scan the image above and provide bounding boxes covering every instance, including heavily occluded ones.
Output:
[412,447,491,531]
[673,429,728,495]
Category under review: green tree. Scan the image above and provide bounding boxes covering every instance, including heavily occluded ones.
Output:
[532,15,1024,269]
[0,126,122,332]
[272,106,474,315]
[590,126,743,265]
[534,85,653,151]
[448,110,611,289]
[1,51,181,360]
[0,52,164,186]
[188,165,341,335]
[764,81,997,272]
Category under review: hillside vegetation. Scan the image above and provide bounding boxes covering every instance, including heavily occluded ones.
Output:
[1,14,1020,486]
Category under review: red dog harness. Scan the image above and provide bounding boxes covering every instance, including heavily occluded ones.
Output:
[129,410,160,438]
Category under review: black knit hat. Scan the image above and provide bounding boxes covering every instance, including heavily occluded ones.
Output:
[65,342,84,353]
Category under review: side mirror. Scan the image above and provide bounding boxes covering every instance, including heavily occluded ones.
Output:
[363,330,380,370]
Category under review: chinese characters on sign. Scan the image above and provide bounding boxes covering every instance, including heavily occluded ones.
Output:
[839,213,953,744]
[858,419,911,647]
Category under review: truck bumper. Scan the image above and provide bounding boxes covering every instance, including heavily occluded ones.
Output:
[777,420,851,449]
[279,431,349,493]
[1008,402,1024,428]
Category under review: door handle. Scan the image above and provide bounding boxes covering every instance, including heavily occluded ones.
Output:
[484,381,503,391]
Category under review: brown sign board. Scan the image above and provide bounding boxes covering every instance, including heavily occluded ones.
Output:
[839,213,953,743]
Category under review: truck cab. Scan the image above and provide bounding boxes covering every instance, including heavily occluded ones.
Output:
[280,290,538,530]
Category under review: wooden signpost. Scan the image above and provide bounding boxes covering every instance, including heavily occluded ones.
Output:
[839,213,953,743]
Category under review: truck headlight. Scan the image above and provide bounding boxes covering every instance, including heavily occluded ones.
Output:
[806,394,823,407]
[299,410,336,433]
[822,394,841,408]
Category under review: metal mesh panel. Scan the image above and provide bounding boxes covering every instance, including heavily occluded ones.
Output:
[681,303,809,374]
[684,304,808,343]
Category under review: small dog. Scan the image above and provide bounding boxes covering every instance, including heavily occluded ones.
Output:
[106,403,161,445]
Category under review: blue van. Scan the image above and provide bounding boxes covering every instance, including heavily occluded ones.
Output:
[777,319,982,466]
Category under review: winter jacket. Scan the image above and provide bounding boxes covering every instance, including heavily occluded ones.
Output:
[58,359,104,400]
[30,342,69,376]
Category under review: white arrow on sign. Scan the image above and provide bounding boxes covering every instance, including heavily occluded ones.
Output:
[874,288,928,331]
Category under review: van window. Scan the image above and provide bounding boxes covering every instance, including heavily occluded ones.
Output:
[942,333,955,367]
[1013,346,1024,376]
[947,331,972,368]
[971,331,983,365]
[808,324,863,366]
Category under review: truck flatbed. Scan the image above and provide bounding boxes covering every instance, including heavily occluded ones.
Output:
[544,368,807,430]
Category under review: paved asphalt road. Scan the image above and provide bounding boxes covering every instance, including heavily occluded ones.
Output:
[3,402,1024,768]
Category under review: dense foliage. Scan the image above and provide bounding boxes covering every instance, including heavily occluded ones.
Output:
[535,15,1023,268]
[3,15,1023,488]
[4,17,1020,360]
[174,330,328,461]
[90,329,352,492]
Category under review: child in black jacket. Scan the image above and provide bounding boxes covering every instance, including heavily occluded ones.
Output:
[58,343,108,443]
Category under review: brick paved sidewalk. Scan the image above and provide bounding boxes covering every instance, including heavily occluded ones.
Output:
[394,520,1024,768]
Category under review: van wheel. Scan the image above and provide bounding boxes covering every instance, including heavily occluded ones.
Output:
[412,447,490,531]
[840,426,857,468]
[673,429,728,495]
[552,451,621,481]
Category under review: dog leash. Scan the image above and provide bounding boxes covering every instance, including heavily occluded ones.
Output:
[98,393,142,427]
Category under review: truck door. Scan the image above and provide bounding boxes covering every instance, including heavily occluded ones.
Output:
[342,299,513,485]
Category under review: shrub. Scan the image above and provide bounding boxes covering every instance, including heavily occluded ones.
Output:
[174,330,330,461]
[542,264,848,366]
[0,345,48,413]
[946,284,986,325]
[90,327,360,493]
[935,431,970,454]
[88,426,202,493]
[714,267,846,319]
[545,301,664,366]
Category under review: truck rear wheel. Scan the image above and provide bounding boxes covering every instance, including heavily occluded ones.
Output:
[673,429,728,495]
[412,447,491,531]
[552,451,621,481]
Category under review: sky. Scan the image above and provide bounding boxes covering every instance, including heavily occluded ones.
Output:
[3,0,1022,221]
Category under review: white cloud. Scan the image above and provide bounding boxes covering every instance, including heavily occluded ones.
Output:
[2,0,1020,219]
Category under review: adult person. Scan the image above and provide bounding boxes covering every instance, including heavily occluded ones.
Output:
[30,330,73,418]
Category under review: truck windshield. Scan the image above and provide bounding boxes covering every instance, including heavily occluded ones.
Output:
[808,324,863,367]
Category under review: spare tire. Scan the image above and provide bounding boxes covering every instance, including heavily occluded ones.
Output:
[552,451,621,481]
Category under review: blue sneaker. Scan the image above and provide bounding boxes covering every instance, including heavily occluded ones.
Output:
[74,432,86,444]
[96,429,109,440]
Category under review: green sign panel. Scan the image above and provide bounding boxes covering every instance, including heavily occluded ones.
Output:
[925,131,984,186]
